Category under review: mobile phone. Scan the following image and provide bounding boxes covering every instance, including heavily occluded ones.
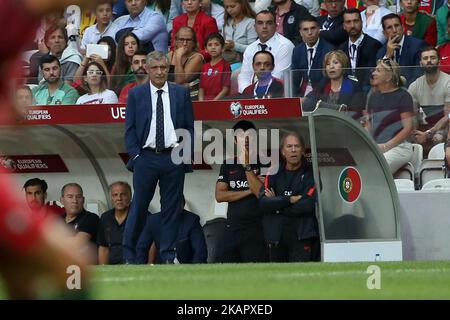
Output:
[86,44,109,59]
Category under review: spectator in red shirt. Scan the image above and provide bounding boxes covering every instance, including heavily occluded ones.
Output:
[199,33,231,101]
[14,85,33,121]
[399,0,437,46]
[439,11,450,74]
[23,178,65,217]
[119,50,149,103]
[172,0,219,60]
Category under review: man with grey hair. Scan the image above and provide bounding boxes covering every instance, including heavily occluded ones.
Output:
[60,183,99,245]
[124,50,194,264]
[97,181,132,264]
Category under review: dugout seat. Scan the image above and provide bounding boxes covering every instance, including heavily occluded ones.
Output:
[421,178,450,191]
[394,162,415,181]
[428,143,445,160]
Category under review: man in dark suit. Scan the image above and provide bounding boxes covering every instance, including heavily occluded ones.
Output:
[292,16,335,97]
[376,13,428,85]
[123,50,194,264]
[317,0,347,47]
[135,196,207,264]
[339,8,382,89]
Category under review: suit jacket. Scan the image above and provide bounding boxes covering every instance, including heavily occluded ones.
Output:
[124,82,194,172]
[376,35,427,85]
[135,210,208,264]
[318,14,348,47]
[291,38,335,96]
[338,34,383,87]
[303,76,367,121]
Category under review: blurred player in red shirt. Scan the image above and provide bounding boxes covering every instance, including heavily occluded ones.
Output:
[0,0,97,299]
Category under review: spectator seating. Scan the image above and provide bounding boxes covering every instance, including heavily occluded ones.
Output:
[394,162,415,181]
[421,178,450,191]
[419,143,446,187]
[428,143,445,160]
[394,179,415,191]
[411,144,423,176]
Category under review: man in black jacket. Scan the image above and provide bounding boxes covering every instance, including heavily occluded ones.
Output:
[259,132,320,262]
[339,8,382,89]
[269,0,311,46]
[215,120,267,263]
[318,0,347,47]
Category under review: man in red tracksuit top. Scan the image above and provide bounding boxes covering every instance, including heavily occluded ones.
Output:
[0,0,95,299]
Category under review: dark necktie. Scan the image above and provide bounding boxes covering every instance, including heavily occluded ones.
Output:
[308,48,314,68]
[259,43,268,51]
[155,89,165,152]
[351,44,357,59]
[394,47,401,63]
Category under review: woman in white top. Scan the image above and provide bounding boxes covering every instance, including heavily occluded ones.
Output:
[76,62,118,105]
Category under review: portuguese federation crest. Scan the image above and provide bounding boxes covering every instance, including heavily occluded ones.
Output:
[338,167,361,203]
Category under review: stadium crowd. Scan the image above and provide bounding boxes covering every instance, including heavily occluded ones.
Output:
[7,0,450,265]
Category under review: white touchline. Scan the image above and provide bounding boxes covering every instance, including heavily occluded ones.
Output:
[92,268,450,283]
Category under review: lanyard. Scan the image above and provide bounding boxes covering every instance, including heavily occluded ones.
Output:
[253,78,273,98]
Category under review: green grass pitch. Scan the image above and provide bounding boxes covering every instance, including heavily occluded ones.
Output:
[2,261,450,299]
[90,261,450,299]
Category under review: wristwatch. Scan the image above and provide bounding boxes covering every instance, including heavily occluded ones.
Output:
[244,164,252,172]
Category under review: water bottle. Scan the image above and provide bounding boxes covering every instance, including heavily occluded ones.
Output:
[375,253,381,262]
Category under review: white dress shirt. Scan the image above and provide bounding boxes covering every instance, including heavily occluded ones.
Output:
[143,82,178,149]
[238,32,295,93]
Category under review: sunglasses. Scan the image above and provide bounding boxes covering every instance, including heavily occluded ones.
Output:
[378,58,394,72]
[87,70,103,76]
